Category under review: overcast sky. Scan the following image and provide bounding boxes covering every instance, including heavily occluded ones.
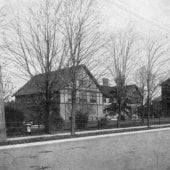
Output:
[98,0,170,36]
[1,0,170,89]
[2,0,170,35]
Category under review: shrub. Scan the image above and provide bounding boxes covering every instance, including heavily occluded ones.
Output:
[5,105,25,135]
[75,111,88,129]
[120,115,126,121]
[98,117,107,128]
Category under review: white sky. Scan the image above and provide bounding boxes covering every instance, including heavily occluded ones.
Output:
[2,0,170,34]
[98,0,170,36]
[1,0,170,89]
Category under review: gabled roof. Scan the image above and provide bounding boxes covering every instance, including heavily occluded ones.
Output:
[99,86,116,97]
[99,84,142,98]
[125,84,142,96]
[14,65,100,96]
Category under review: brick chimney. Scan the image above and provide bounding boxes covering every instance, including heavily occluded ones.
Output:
[103,78,109,86]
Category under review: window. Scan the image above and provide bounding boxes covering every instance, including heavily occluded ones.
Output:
[79,91,87,103]
[90,92,97,103]
[79,79,88,88]
[67,90,72,103]
[103,95,106,103]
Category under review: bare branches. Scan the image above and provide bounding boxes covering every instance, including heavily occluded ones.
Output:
[106,29,138,127]
[60,0,102,69]
[58,0,102,135]
[3,0,66,133]
[2,75,14,102]
[144,38,168,100]
[4,0,64,78]
[107,29,137,83]
[136,37,169,127]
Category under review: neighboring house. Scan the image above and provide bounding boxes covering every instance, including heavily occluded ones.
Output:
[99,83,116,115]
[161,78,170,117]
[14,65,105,121]
[125,85,142,115]
[100,83,142,117]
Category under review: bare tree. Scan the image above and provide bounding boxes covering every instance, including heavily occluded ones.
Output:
[0,8,14,101]
[60,0,102,135]
[106,29,137,128]
[134,66,147,124]
[143,38,168,127]
[0,62,14,103]
[2,74,14,102]
[4,0,66,133]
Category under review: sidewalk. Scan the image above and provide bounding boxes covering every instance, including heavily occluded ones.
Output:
[7,123,170,142]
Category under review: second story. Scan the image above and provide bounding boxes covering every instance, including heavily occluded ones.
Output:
[59,65,103,105]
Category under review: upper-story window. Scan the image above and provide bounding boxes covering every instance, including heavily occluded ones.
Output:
[103,95,106,103]
[65,90,72,103]
[90,92,97,103]
[79,79,88,88]
[79,91,87,103]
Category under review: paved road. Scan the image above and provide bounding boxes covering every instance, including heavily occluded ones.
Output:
[0,127,170,170]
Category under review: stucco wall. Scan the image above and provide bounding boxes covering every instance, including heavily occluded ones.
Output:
[1,128,170,170]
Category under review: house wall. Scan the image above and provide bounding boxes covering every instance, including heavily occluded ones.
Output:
[60,90,104,120]
[59,68,105,120]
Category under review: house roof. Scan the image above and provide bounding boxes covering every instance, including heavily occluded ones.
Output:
[152,96,161,102]
[99,86,116,97]
[125,84,142,97]
[100,84,142,98]
[161,78,170,86]
[14,65,101,97]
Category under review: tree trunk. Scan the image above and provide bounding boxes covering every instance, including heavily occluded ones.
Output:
[141,103,144,125]
[117,102,121,128]
[44,74,51,134]
[147,97,150,128]
[71,88,76,135]
[44,100,51,133]
[71,70,76,135]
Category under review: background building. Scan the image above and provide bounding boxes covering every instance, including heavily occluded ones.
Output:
[161,79,170,117]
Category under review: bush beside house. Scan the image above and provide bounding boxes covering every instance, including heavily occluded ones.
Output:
[5,105,25,135]
[98,117,108,128]
[75,111,88,129]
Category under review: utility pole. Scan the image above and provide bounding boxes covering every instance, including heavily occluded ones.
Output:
[0,65,6,141]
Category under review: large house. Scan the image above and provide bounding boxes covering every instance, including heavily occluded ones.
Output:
[14,65,142,122]
[14,65,109,121]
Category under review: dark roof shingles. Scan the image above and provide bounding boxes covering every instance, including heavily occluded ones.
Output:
[14,65,99,96]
